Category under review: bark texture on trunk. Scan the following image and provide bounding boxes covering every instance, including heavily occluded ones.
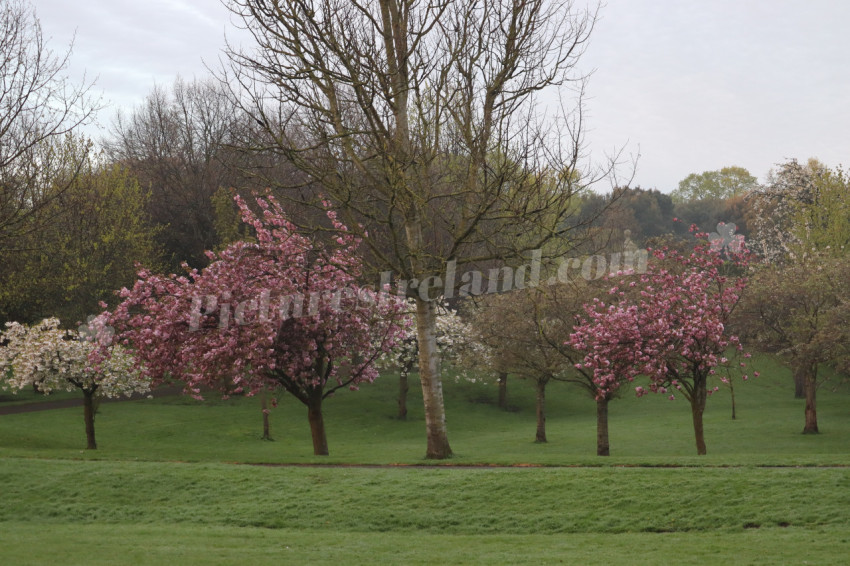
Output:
[398,370,409,420]
[596,396,610,456]
[802,362,819,434]
[691,385,707,455]
[535,380,547,443]
[307,392,329,455]
[498,372,508,410]
[414,297,452,458]
[83,390,97,450]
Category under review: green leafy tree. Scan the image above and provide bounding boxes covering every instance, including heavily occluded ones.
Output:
[739,253,850,433]
[743,159,849,400]
[789,165,850,256]
[0,139,161,324]
[671,166,757,203]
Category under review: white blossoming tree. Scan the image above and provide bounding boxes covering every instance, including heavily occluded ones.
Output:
[380,302,485,420]
[0,317,147,449]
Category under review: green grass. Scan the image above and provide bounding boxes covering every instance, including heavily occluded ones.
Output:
[1,354,848,465]
[0,386,79,406]
[0,460,849,564]
[1,354,849,564]
[3,523,848,565]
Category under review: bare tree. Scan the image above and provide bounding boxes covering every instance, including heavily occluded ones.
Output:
[0,0,99,249]
[223,0,612,459]
[107,77,252,267]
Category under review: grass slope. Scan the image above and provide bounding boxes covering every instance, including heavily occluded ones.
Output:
[1,354,849,564]
[0,354,848,465]
[1,460,849,565]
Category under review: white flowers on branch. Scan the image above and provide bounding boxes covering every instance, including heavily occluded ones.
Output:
[0,317,147,398]
[378,301,488,381]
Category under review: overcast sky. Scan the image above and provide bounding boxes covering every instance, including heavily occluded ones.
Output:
[31,0,850,193]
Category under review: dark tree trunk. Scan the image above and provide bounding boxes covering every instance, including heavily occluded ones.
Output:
[596,396,610,456]
[690,384,707,456]
[83,389,97,450]
[398,370,409,420]
[729,379,737,420]
[535,380,547,443]
[261,392,272,440]
[793,363,806,399]
[307,393,329,455]
[802,362,819,434]
[498,372,508,410]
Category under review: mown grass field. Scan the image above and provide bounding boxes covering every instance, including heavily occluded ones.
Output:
[1,354,849,564]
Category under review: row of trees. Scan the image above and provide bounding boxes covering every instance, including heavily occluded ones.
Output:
[2,179,847,455]
[2,0,847,461]
[0,212,749,457]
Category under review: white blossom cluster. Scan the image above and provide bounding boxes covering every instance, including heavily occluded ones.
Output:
[378,301,489,380]
[0,318,148,398]
[746,159,820,263]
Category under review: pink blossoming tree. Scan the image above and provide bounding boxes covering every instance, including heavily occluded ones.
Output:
[103,195,406,455]
[570,231,751,455]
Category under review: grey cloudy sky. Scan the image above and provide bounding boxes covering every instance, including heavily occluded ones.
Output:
[31,0,850,193]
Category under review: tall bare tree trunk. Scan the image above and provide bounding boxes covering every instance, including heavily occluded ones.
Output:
[691,384,707,455]
[535,381,547,443]
[306,392,329,456]
[498,372,508,410]
[596,396,610,456]
[83,389,97,450]
[398,370,409,420]
[414,297,452,458]
[802,361,819,434]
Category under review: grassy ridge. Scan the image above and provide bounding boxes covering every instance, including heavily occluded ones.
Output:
[1,459,849,564]
[1,355,849,564]
[3,523,848,566]
[2,459,849,533]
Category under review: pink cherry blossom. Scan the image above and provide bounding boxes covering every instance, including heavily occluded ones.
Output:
[569,229,751,455]
[101,194,406,455]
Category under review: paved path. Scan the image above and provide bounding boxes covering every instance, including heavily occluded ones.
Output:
[0,386,183,415]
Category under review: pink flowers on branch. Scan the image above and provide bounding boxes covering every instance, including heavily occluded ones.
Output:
[570,229,751,455]
[104,194,406,455]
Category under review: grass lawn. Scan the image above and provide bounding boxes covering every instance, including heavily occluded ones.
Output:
[1,353,849,564]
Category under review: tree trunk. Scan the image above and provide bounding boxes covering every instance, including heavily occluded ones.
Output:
[306,393,329,455]
[498,372,508,410]
[83,389,97,450]
[596,396,610,456]
[414,297,452,459]
[261,391,272,440]
[729,379,736,420]
[535,380,547,443]
[802,361,819,434]
[398,370,409,420]
[691,385,707,455]
[793,362,806,399]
